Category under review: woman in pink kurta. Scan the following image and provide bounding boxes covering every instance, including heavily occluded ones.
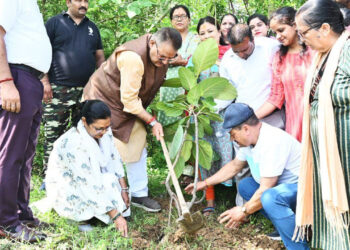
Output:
[256,7,314,142]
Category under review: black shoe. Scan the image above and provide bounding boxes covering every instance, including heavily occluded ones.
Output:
[21,217,52,230]
[131,196,161,212]
[267,230,282,241]
[0,224,46,243]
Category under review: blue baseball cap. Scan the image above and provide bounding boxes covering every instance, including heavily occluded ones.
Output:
[223,103,255,129]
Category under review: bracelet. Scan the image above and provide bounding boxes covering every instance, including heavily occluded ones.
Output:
[147,116,156,125]
[121,187,129,192]
[112,212,121,222]
[149,119,158,127]
[0,78,13,84]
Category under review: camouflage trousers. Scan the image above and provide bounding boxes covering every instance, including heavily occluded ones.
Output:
[42,84,83,169]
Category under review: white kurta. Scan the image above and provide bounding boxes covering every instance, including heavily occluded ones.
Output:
[41,121,127,224]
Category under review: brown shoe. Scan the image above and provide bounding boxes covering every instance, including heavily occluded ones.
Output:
[0,224,46,243]
[21,217,51,229]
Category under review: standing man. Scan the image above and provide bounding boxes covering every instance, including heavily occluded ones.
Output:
[83,27,182,212]
[42,0,105,169]
[185,103,309,250]
[0,0,52,242]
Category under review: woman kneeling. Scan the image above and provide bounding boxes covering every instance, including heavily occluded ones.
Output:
[44,100,129,237]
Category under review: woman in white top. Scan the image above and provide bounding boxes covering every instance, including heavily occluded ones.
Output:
[44,100,129,237]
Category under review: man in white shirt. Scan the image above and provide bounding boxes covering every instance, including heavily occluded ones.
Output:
[185,103,309,250]
[220,24,284,128]
[0,0,52,243]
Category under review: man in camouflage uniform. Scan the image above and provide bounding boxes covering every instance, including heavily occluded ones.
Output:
[42,0,105,169]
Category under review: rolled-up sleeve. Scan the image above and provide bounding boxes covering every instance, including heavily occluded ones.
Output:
[117,51,144,115]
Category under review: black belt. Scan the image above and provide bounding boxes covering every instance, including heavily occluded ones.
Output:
[9,64,44,80]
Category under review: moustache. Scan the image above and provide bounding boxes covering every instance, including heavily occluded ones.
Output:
[79,7,87,11]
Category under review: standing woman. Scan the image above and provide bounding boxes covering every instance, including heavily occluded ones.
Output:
[193,16,235,215]
[247,13,270,37]
[255,7,314,142]
[158,5,199,126]
[295,0,350,248]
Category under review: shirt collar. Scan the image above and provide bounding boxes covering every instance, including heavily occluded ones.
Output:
[62,11,89,22]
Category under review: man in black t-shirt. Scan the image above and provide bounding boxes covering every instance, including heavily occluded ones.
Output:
[41,0,105,170]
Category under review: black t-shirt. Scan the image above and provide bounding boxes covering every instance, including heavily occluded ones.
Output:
[45,12,103,87]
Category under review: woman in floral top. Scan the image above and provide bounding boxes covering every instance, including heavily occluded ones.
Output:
[43,100,129,236]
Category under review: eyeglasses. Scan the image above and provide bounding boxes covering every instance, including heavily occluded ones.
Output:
[172,15,187,21]
[155,42,177,63]
[91,124,110,133]
[297,26,315,39]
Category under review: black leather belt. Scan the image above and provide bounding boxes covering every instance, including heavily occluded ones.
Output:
[9,63,44,80]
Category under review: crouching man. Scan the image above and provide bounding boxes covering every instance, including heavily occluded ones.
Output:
[185,103,309,250]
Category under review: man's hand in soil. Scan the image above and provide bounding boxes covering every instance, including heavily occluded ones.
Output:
[114,216,128,237]
[218,206,247,229]
[184,181,207,194]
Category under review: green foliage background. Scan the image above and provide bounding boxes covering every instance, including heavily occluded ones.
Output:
[38,0,306,58]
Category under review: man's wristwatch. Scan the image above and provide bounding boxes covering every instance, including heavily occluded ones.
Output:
[149,119,157,127]
[241,206,248,215]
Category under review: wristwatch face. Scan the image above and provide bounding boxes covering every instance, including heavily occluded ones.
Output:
[241,206,247,213]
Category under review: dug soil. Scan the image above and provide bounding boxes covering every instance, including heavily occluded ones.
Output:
[131,184,285,249]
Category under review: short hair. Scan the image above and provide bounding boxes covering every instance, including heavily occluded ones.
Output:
[228,24,253,45]
[233,113,260,130]
[196,16,220,33]
[221,13,239,24]
[297,0,345,35]
[170,5,191,20]
[247,13,269,26]
[152,27,182,50]
[72,100,111,127]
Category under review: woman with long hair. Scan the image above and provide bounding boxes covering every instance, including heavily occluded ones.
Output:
[255,7,314,142]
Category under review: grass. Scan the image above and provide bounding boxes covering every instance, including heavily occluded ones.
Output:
[0,132,276,249]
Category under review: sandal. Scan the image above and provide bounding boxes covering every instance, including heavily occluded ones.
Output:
[202,206,215,216]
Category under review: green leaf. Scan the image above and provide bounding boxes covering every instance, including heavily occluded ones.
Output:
[173,103,187,111]
[169,125,184,159]
[187,85,201,105]
[162,78,182,88]
[174,157,185,179]
[203,111,223,122]
[188,123,204,138]
[178,67,197,90]
[201,97,216,112]
[198,115,213,135]
[178,116,190,125]
[199,77,237,100]
[192,140,213,170]
[174,94,187,102]
[192,38,219,77]
[156,102,183,117]
[180,134,193,162]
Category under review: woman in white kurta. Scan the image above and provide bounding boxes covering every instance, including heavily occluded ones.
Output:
[44,100,129,236]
